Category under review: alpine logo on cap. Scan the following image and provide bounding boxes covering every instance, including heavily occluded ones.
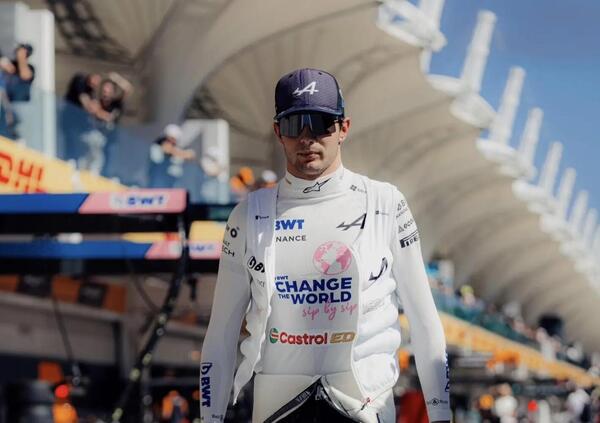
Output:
[293,81,319,96]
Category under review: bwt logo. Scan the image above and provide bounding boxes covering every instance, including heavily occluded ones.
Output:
[269,328,355,345]
[247,256,265,273]
[275,219,304,231]
[200,362,213,407]
[190,243,216,253]
[200,362,213,375]
[111,193,168,209]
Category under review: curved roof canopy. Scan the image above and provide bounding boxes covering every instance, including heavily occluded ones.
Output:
[11,0,600,351]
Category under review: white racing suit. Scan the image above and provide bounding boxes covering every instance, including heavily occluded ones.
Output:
[200,167,450,422]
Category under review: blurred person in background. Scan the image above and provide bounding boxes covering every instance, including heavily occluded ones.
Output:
[493,384,517,423]
[201,68,450,422]
[161,390,189,423]
[148,124,197,188]
[477,393,497,423]
[566,385,591,423]
[591,387,600,423]
[0,43,35,101]
[229,166,255,199]
[64,72,101,114]
[0,43,35,139]
[62,72,101,163]
[97,72,133,126]
[256,169,278,189]
[96,72,133,176]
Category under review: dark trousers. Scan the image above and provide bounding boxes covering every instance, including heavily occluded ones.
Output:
[265,379,356,423]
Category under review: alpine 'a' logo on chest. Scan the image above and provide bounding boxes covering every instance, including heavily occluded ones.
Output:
[337,213,366,231]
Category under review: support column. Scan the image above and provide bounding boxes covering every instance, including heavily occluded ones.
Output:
[460,10,496,95]
[489,66,525,146]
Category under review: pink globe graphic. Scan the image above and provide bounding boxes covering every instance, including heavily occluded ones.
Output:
[313,241,352,275]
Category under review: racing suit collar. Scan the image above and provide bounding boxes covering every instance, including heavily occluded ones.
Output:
[281,165,346,199]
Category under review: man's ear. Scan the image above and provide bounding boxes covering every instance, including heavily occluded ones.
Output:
[338,117,351,143]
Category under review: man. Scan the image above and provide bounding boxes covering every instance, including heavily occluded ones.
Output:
[62,72,102,162]
[97,72,134,177]
[148,124,196,188]
[201,68,450,422]
[64,72,101,112]
[0,43,35,138]
[0,43,35,102]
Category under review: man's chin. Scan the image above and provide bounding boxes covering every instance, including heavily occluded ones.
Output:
[294,162,325,178]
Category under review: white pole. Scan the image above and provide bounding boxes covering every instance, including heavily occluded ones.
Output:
[460,10,496,94]
[419,0,446,28]
[569,191,588,236]
[583,209,598,248]
[538,142,562,196]
[556,168,576,220]
[593,227,600,252]
[518,108,544,165]
[489,67,525,145]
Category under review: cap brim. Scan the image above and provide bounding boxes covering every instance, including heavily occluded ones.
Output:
[274,105,343,120]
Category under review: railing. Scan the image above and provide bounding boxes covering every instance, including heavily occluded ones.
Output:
[0,84,233,203]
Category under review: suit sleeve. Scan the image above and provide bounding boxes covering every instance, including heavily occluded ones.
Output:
[200,201,251,423]
[390,189,451,422]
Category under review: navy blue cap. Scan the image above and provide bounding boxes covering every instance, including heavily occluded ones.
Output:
[274,68,345,120]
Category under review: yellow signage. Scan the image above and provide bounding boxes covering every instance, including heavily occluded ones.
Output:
[0,136,124,193]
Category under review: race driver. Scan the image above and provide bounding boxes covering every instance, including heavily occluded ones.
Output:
[200,68,450,422]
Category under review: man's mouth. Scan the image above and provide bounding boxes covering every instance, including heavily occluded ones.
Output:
[298,151,320,157]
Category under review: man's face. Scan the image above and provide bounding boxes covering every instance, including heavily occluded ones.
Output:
[101,81,115,100]
[274,114,350,180]
[88,74,101,90]
[15,47,28,60]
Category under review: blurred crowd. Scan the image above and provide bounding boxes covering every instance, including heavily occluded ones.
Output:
[427,261,599,373]
[0,42,35,139]
[62,71,133,175]
[1,39,275,202]
[453,383,600,423]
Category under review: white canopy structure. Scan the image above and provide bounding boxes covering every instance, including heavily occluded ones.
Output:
[5,0,600,353]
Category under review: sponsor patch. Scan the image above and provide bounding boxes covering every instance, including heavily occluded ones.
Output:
[200,361,213,407]
[268,328,355,345]
[247,256,265,273]
[275,219,305,231]
[400,230,419,248]
[313,241,352,275]
[221,245,235,257]
[110,193,168,209]
[276,234,307,242]
[303,179,330,193]
[349,184,366,194]
[426,398,449,407]
[337,213,366,231]
[369,257,389,282]
[225,224,239,238]
[200,362,213,375]
[275,275,352,304]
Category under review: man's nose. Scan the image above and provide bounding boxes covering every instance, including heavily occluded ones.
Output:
[297,126,315,144]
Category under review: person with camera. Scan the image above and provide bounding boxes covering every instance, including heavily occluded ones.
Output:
[0,43,35,138]
[0,43,35,101]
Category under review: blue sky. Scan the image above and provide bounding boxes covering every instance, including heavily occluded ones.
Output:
[428,0,600,216]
